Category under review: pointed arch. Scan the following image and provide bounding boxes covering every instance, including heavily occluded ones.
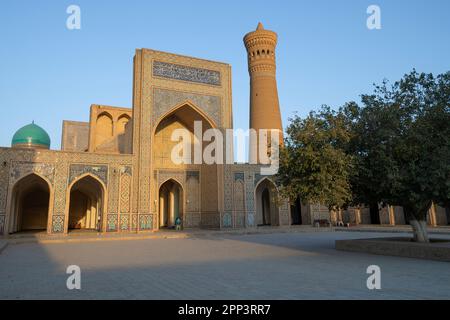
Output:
[158,178,184,229]
[65,173,107,233]
[158,177,185,191]
[117,113,131,134]
[153,100,217,135]
[6,172,53,234]
[254,177,280,226]
[95,112,114,148]
[152,100,218,168]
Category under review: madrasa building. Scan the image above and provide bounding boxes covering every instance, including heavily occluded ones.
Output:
[0,24,448,236]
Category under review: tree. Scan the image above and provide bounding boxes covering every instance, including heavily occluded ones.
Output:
[350,70,450,242]
[345,82,403,223]
[278,70,449,242]
[276,106,353,212]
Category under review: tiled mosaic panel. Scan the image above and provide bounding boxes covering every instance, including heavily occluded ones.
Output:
[107,214,118,232]
[108,165,120,215]
[234,212,246,228]
[10,162,55,185]
[153,61,221,86]
[69,164,108,185]
[222,212,232,228]
[120,174,132,213]
[120,214,130,231]
[139,214,153,230]
[131,214,138,231]
[52,215,64,233]
[245,173,256,227]
[153,88,222,128]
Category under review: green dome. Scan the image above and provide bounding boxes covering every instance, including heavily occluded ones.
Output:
[12,122,51,149]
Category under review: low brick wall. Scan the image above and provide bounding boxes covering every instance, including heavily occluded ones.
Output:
[336,237,450,262]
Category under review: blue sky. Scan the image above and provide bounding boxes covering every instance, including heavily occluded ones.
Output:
[0,0,449,149]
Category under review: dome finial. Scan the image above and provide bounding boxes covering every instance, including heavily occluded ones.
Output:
[257,22,264,30]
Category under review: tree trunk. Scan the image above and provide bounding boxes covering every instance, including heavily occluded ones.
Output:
[409,219,429,243]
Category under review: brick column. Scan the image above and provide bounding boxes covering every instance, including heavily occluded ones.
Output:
[429,202,437,227]
[355,208,361,225]
[388,205,396,226]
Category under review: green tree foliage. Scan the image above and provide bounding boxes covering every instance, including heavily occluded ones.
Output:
[278,70,449,242]
[350,71,450,242]
[276,106,353,211]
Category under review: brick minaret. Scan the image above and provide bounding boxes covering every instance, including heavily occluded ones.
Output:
[244,22,283,162]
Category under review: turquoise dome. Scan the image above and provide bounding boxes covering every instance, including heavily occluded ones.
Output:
[12,122,51,149]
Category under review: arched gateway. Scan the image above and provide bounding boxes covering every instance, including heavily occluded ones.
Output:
[159,179,184,228]
[255,178,279,226]
[8,173,51,234]
[67,174,106,232]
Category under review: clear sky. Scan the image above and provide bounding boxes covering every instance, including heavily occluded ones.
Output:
[0,0,449,149]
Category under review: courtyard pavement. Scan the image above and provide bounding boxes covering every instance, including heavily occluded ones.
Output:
[0,231,449,300]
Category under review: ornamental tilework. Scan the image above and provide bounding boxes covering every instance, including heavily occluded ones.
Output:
[153,88,222,128]
[122,166,132,176]
[131,51,142,215]
[52,215,64,233]
[0,147,133,235]
[69,164,108,185]
[119,174,132,213]
[138,52,152,214]
[254,173,270,187]
[108,166,120,214]
[107,214,118,232]
[224,165,233,212]
[222,212,232,228]
[131,214,138,231]
[139,214,153,231]
[234,172,244,182]
[186,170,200,182]
[52,162,69,217]
[247,213,255,227]
[120,214,130,231]
[153,61,221,86]
[158,170,186,188]
[245,173,256,227]
[0,162,9,211]
[10,162,55,185]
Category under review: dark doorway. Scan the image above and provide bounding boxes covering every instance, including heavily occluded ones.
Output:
[158,179,183,228]
[291,197,302,225]
[369,203,380,224]
[261,188,271,226]
[255,178,279,226]
[10,174,50,233]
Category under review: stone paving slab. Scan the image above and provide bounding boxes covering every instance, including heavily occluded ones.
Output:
[4,226,331,245]
[1,231,450,299]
